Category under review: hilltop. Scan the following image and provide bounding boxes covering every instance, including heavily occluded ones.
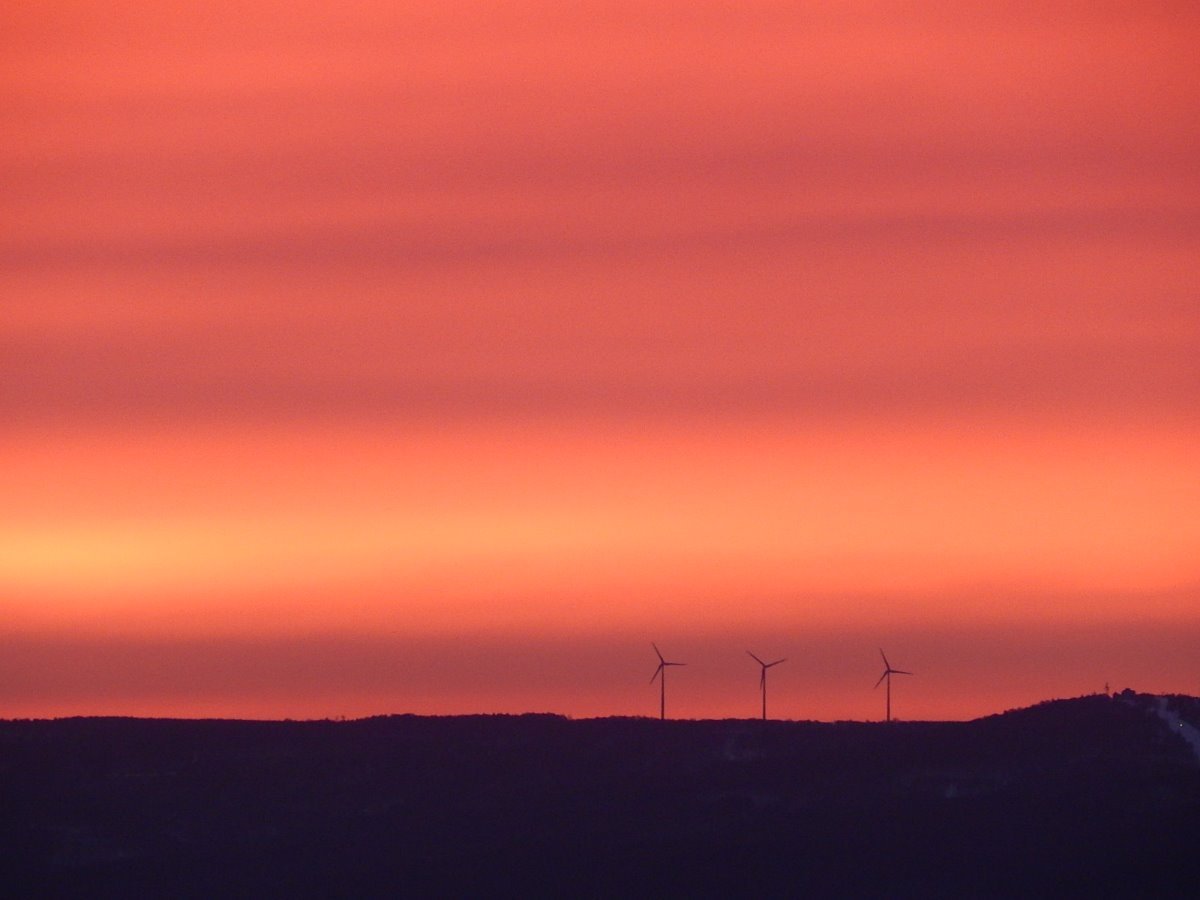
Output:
[2,692,1198,897]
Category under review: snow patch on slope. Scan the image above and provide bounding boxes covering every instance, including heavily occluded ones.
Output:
[1153,696,1200,766]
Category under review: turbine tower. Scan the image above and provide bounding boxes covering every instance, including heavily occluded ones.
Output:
[650,643,686,720]
[747,651,786,720]
[874,649,912,722]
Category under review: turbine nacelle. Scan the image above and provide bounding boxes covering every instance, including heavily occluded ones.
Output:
[747,651,786,688]
[650,642,686,683]
[875,648,913,686]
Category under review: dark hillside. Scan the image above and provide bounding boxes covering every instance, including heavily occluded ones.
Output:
[2,693,1198,897]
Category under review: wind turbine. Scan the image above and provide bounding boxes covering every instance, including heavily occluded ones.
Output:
[874,649,912,722]
[650,643,686,720]
[747,651,786,720]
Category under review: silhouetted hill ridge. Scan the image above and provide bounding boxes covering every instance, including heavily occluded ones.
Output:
[2,692,1198,897]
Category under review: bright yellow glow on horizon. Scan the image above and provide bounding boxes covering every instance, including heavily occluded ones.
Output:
[3,419,1197,641]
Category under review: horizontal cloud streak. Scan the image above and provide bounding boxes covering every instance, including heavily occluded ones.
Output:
[4,208,1198,272]
[5,330,1197,423]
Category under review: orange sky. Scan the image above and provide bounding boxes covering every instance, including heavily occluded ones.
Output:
[2,2,1198,721]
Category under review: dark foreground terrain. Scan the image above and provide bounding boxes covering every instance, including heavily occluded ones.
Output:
[2,692,1199,897]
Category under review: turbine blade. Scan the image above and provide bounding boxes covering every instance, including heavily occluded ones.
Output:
[894,669,913,676]
[759,671,765,689]
[747,651,765,666]
[652,643,664,663]
[874,670,888,689]
[879,648,890,669]
[651,663,664,683]
[766,658,786,668]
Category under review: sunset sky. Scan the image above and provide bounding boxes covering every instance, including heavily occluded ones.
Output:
[3,1,1198,721]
